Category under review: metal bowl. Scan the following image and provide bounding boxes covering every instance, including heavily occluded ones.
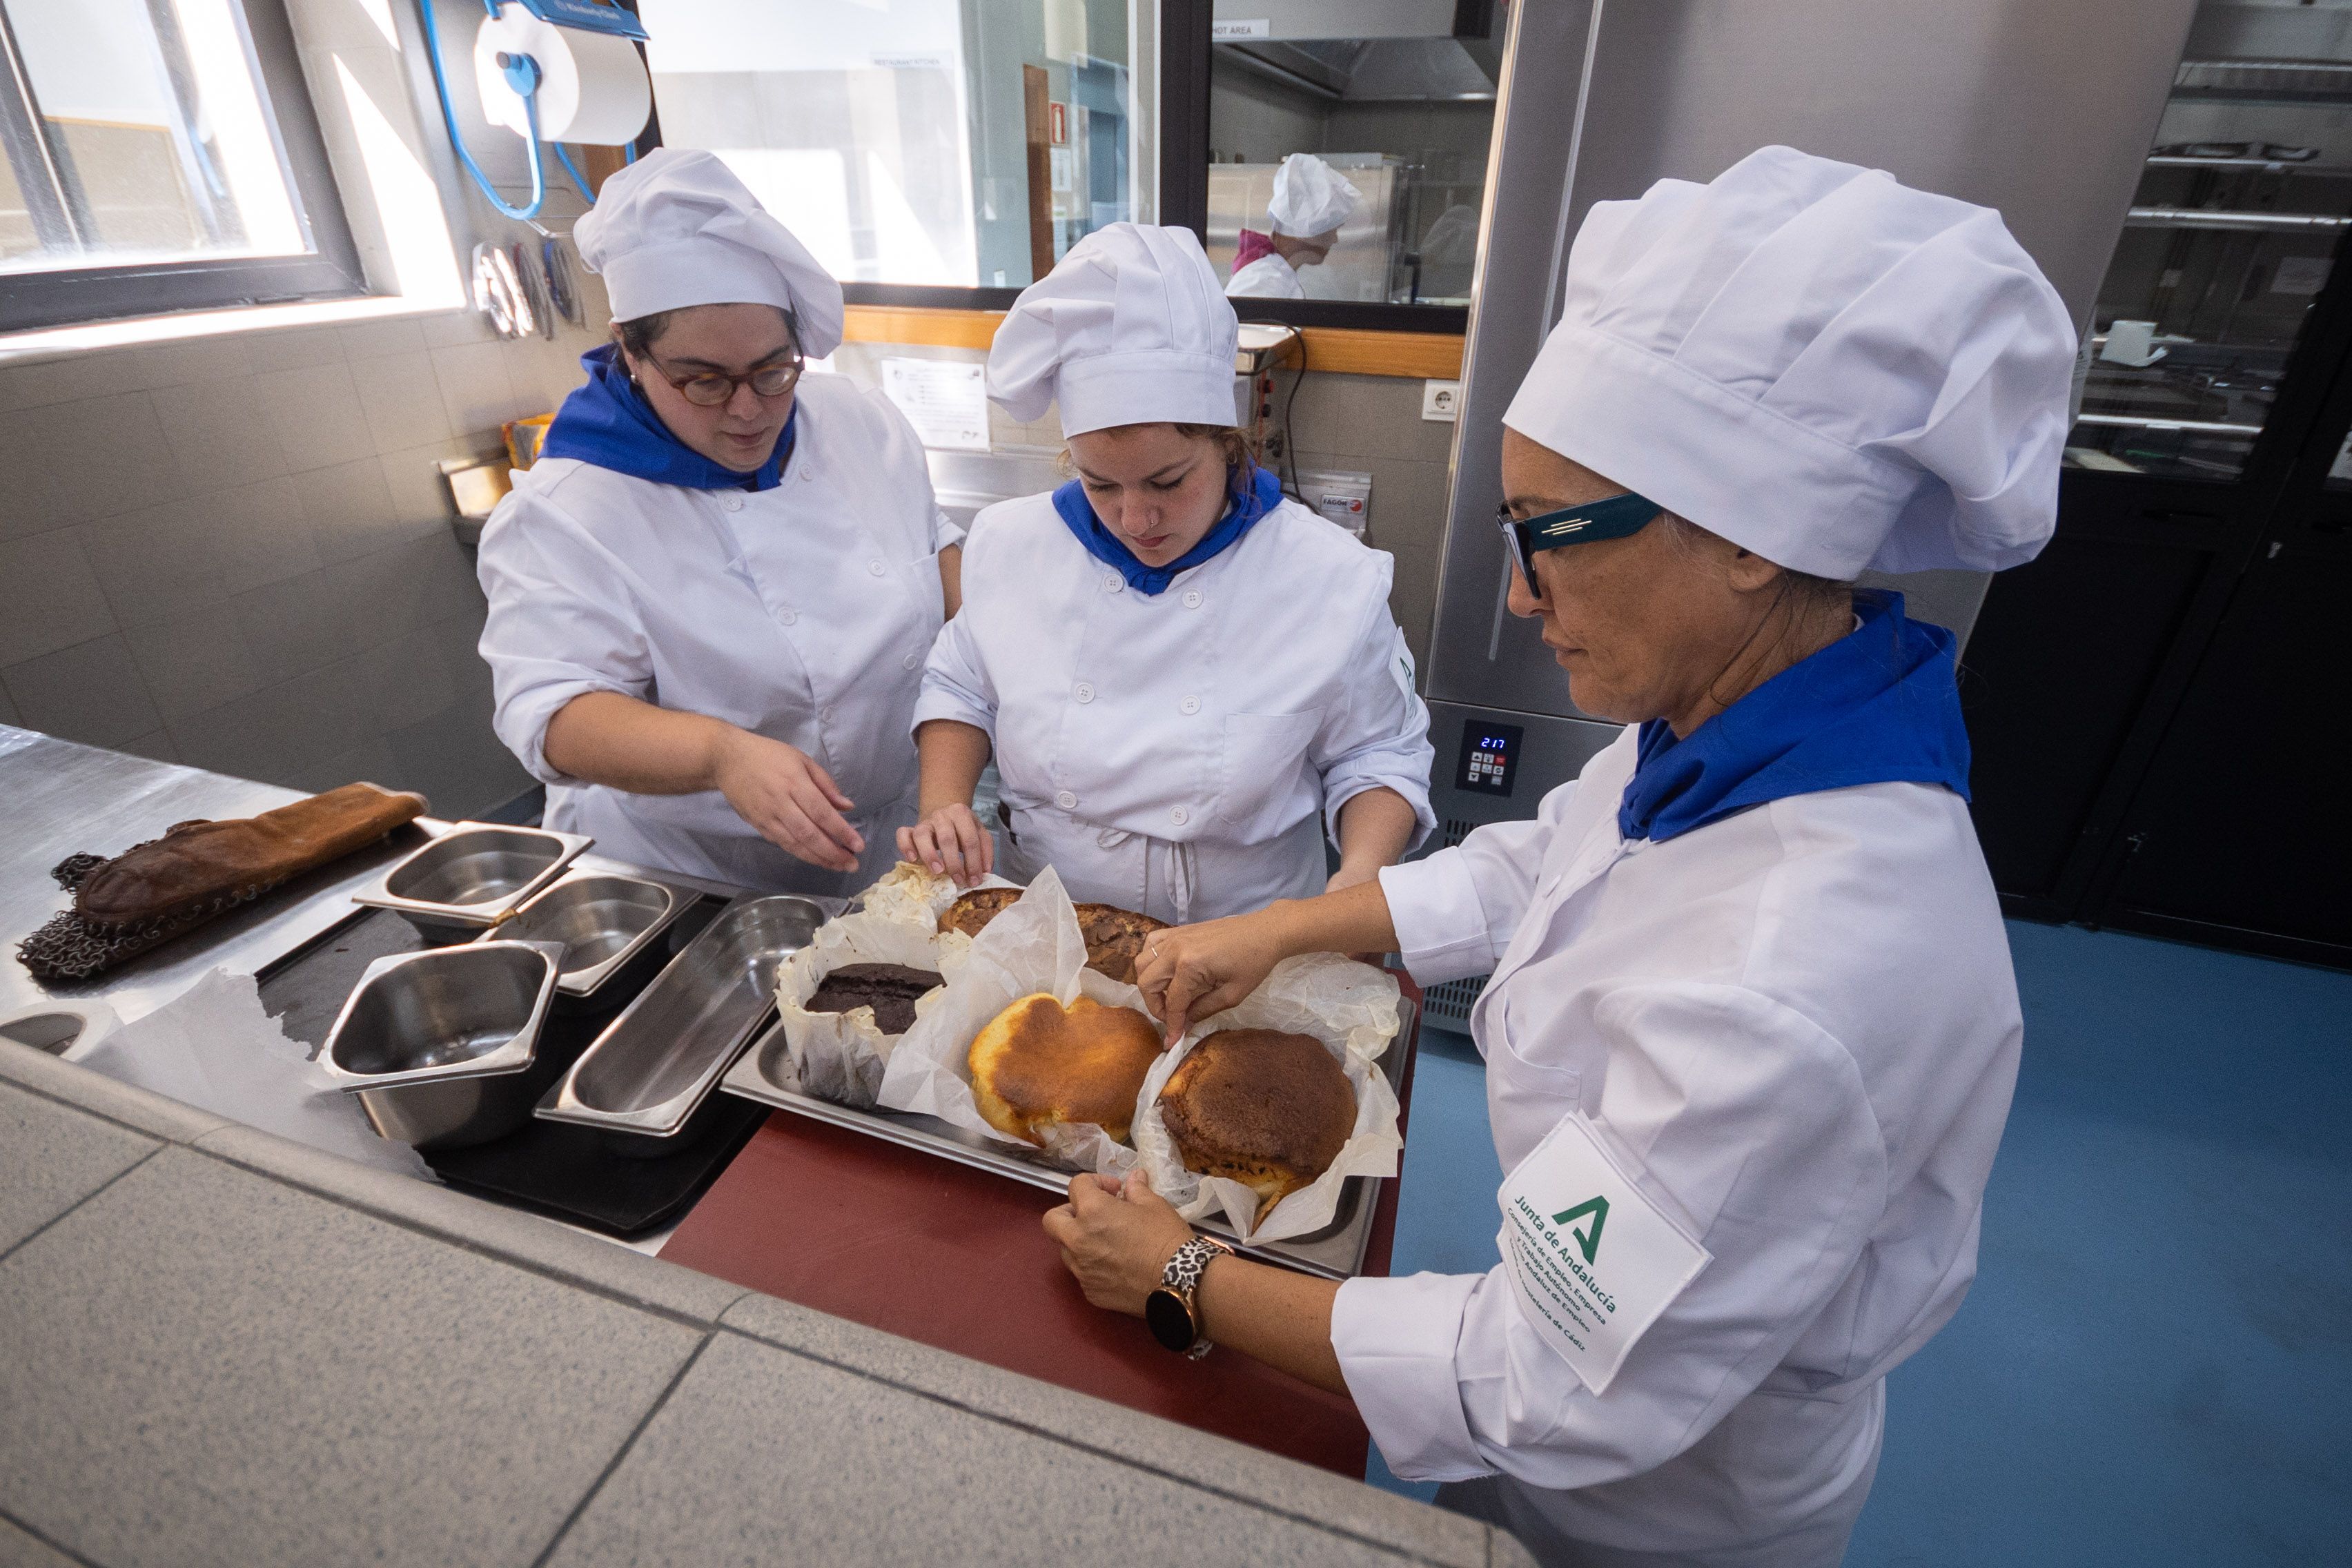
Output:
[353,824,590,939]
[478,872,684,1000]
[319,941,560,1150]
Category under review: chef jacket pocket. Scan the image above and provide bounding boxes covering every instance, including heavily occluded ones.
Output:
[1215,711,1321,841]
[1485,974,1585,1105]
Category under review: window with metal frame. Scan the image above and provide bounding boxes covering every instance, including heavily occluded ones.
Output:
[0,0,364,333]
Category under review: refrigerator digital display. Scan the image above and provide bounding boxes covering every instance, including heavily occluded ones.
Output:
[1456,720,1524,797]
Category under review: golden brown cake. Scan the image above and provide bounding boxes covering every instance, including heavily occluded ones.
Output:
[939,888,1167,985]
[968,992,1166,1145]
[1072,903,1168,986]
[1159,1029,1355,1208]
[939,886,1023,938]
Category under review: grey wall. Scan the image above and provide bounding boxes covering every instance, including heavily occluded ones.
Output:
[0,306,604,818]
[1208,56,1329,163]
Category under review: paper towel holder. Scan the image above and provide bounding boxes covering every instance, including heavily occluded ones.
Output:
[416,0,649,222]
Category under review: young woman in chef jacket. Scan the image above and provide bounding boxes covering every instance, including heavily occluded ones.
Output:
[476,150,962,895]
[1046,149,2079,1567]
[898,224,1435,924]
[1225,154,1359,300]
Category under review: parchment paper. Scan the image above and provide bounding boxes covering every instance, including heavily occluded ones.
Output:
[875,867,1154,1177]
[77,967,433,1180]
[1130,954,1404,1243]
[772,910,948,1109]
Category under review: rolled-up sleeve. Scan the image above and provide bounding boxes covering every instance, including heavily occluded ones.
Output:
[476,493,649,785]
[1378,798,1562,985]
[1333,986,1886,1491]
[932,507,967,551]
[912,604,997,738]
[1315,589,1436,850]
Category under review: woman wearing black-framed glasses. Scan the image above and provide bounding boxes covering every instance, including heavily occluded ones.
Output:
[476,150,962,896]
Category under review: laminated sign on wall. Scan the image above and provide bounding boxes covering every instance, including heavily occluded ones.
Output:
[882,358,990,452]
[1497,1113,1712,1395]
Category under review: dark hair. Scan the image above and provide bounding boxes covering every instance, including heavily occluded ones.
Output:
[612,304,799,360]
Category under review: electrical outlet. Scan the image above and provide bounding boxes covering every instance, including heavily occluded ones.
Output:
[1422,379,1460,422]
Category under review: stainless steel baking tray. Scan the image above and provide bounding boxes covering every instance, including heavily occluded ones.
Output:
[534,894,826,1141]
[718,997,1417,1281]
[476,871,686,998]
[352,823,591,937]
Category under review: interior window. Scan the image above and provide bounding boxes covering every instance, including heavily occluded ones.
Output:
[2066,1,2352,480]
[1206,5,1498,305]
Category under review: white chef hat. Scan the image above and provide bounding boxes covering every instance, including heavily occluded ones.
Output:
[1503,145,2076,578]
[1268,153,1360,238]
[574,147,845,357]
[987,223,1238,437]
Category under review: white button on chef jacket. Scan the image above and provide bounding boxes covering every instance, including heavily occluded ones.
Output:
[917,491,1434,923]
[1332,729,2021,1560]
[478,375,959,894]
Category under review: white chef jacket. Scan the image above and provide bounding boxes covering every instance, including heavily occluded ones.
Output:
[1336,727,2021,1565]
[916,491,1434,923]
[1226,253,1305,299]
[476,373,958,894]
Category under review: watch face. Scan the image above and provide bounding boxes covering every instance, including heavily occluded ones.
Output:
[1145,1287,1195,1353]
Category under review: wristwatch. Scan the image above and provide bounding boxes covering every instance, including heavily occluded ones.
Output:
[1146,1234,1233,1359]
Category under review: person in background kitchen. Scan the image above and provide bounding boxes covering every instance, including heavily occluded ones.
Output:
[1226,153,1362,300]
[1050,147,2077,1567]
[899,222,1435,923]
[476,148,961,895]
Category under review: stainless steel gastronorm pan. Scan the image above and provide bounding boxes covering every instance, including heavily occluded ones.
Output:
[352,823,591,937]
[476,871,685,999]
[718,996,1418,1281]
[535,894,825,1141]
[317,941,562,1150]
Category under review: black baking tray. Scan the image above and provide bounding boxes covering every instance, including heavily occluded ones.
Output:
[257,896,766,1237]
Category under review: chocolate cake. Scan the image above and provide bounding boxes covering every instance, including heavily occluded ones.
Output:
[805,962,942,1037]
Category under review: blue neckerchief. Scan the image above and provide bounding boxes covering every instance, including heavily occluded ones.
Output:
[540,342,794,491]
[1051,462,1284,595]
[1617,591,1970,844]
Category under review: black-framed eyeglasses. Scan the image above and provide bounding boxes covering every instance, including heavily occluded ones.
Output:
[643,345,804,406]
[1496,490,1663,586]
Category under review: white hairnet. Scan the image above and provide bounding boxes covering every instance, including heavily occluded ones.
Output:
[987,223,1239,438]
[1503,145,2076,578]
[1268,154,1360,238]
[575,147,845,357]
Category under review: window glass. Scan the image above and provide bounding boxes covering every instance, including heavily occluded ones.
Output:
[638,0,1144,290]
[0,0,310,273]
[1206,13,1498,304]
[2066,6,2352,480]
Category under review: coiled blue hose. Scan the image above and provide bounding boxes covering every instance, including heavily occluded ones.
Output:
[415,0,550,220]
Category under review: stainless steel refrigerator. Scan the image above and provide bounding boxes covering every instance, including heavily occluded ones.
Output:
[1413,0,2199,1027]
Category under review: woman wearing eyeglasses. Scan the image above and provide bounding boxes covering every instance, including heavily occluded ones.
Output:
[1044,149,2076,1567]
[476,150,959,894]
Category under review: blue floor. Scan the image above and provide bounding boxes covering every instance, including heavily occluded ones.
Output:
[1376,921,2352,1564]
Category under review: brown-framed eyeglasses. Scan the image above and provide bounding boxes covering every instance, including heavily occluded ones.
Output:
[643,344,804,406]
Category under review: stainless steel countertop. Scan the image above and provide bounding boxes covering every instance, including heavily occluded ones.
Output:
[2,727,335,1023]
[0,723,744,1026]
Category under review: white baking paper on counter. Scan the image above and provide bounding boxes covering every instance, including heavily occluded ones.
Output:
[773,910,948,1110]
[76,966,433,1181]
[852,859,1023,979]
[1130,954,1403,1244]
[875,866,1154,1178]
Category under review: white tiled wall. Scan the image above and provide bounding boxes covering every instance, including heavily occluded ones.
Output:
[0,308,603,816]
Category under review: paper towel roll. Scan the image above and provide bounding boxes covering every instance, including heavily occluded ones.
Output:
[473,8,649,147]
